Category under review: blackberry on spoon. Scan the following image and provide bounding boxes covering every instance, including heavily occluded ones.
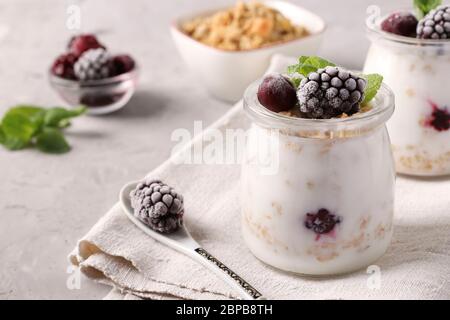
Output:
[130,179,184,233]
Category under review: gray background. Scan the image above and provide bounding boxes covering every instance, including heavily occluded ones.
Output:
[0,0,410,299]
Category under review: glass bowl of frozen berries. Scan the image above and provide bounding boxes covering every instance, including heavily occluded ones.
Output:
[49,34,138,115]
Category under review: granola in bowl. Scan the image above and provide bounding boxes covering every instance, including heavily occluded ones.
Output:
[181,1,309,51]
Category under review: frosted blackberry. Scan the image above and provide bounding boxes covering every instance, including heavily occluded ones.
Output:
[297,67,367,119]
[130,179,184,233]
[417,5,450,39]
[74,48,111,81]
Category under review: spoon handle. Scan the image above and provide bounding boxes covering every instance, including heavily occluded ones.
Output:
[194,247,264,300]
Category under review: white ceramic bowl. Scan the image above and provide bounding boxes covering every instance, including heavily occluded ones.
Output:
[171,0,326,102]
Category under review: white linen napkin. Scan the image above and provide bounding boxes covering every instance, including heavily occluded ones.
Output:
[70,55,450,300]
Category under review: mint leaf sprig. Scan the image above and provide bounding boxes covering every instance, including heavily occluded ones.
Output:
[0,105,85,154]
[287,56,336,87]
[287,56,336,77]
[362,74,383,104]
[414,0,442,18]
[287,56,383,105]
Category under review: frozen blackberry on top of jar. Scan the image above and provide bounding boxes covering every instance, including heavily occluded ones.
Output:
[417,5,450,39]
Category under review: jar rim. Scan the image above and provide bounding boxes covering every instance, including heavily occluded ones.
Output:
[366,11,450,47]
[243,78,395,131]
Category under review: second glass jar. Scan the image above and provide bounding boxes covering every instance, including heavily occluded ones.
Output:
[364,13,450,176]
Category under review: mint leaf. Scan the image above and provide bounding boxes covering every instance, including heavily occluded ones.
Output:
[287,56,336,78]
[362,74,383,104]
[414,0,442,18]
[1,111,39,148]
[7,105,44,117]
[44,106,86,128]
[0,106,44,150]
[0,125,4,145]
[0,124,29,150]
[289,74,303,88]
[5,105,45,124]
[1,136,29,150]
[36,128,70,154]
[0,104,84,154]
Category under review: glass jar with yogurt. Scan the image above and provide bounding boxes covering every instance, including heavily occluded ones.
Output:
[241,80,395,275]
[364,13,450,176]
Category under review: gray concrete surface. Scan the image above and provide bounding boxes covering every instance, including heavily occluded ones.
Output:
[0,0,410,299]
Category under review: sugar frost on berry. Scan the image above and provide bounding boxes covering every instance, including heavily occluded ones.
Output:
[130,179,184,233]
[297,67,366,119]
[74,48,111,81]
[417,5,450,39]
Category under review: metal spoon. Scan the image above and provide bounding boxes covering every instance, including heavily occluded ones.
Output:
[119,181,264,300]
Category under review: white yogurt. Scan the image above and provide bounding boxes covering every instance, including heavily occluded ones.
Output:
[241,80,395,275]
[364,14,450,176]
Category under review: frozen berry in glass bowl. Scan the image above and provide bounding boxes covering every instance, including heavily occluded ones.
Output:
[49,34,138,115]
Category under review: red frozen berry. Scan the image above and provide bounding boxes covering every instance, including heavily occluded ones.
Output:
[304,208,341,235]
[381,12,418,37]
[425,101,450,132]
[110,55,135,76]
[257,74,298,112]
[51,53,78,80]
[68,34,105,57]
[430,108,450,131]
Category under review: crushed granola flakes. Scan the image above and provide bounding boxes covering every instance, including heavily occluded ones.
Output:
[181,1,309,51]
